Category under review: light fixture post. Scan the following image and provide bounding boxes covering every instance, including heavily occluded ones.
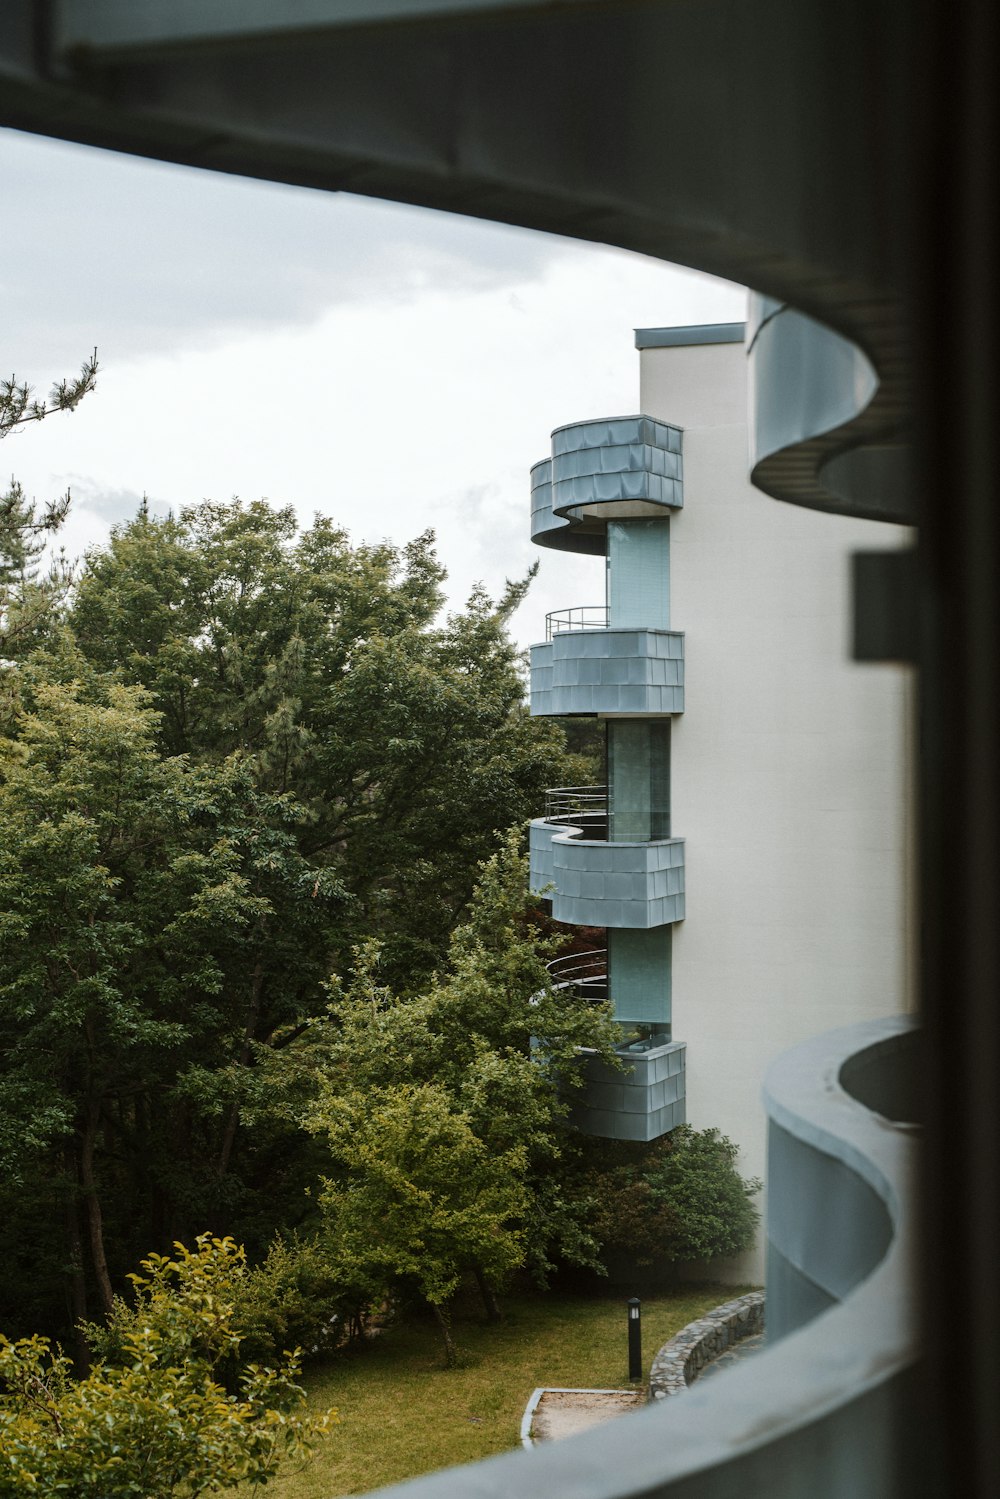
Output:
[627,1296,642,1381]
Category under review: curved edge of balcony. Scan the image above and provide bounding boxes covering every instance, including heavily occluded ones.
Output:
[530,821,685,929]
[370,1015,919,1499]
[747,298,911,525]
[530,416,684,554]
[529,631,685,718]
[531,457,607,556]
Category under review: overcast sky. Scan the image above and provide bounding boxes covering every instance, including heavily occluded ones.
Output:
[2,126,746,649]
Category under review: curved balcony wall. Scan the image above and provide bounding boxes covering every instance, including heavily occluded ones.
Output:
[530,458,605,556]
[529,817,558,897]
[532,415,683,551]
[747,297,910,525]
[372,1015,918,1499]
[764,1019,920,1342]
[530,818,684,928]
[572,1039,686,1142]
[530,629,684,718]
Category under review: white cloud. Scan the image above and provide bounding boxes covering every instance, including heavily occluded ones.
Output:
[3,127,745,650]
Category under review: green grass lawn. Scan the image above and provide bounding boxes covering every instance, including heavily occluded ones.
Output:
[242,1283,755,1497]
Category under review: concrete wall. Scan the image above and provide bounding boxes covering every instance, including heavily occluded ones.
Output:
[640,338,914,1280]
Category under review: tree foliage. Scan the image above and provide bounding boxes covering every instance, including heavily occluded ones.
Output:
[69,500,565,983]
[581,1127,762,1270]
[0,1236,332,1497]
[0,660,343,1342]
[285,835,622,1356]
[0,351,98,655]
[0,352,98,443]
[0,498,577,1349]
[313,1083,529,1364]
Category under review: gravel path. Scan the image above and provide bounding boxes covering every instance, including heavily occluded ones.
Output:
[530,1389,646,1443]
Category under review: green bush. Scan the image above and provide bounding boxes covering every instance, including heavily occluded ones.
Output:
[86,1234,350,1380]
[584,1126,762,1270]
[0,1236,334,1497]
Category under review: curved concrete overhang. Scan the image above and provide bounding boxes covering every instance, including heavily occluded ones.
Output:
[369,1015,918,1499]
[0,1,915,527]
[530,629,684,718]
[531,416,683,553]
[529,818,684,928]
[748,297,911,524]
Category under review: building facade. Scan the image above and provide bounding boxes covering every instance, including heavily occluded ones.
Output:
[529,324,913,1276]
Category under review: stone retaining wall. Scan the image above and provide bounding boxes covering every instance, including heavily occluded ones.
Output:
[648,1292,765,1398]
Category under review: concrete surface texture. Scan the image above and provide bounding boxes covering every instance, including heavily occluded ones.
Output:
[530,1390,647,1443]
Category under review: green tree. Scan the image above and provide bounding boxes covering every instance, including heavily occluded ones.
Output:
[1,351,98,656]
[271,836,621,1343]
[311,1083,528,1364]
[1,352,98,442]
[0,496,579,1346]
[0,659,343,1346]
[69,500,569,983]
[0,1235,333,1497]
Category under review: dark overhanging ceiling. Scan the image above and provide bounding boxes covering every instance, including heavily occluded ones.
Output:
[0,0,915,520]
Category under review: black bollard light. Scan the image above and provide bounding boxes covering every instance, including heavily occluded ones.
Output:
[627,1296,642,1381]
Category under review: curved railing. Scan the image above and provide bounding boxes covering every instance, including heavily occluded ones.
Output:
[545,605,609,639]
[546,947,608,1002]
[543,785,608,836]
[371,1015,919,1499]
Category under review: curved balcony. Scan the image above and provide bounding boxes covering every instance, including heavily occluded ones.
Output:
[530,458,605,557]
[572,1037,687,1143]
[530,625,684,718]
[531,416,684,552]
[537,951,685,1142]
[546,604,610,639]
[530,817,684,928]
[545,946,609,1003]
[373,1016,918,1499]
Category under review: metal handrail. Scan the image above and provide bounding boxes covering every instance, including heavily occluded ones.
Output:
[543,785,608,822]
[546,948,608,998]
[545,604,609,640]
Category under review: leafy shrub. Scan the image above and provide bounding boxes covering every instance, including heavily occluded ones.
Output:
[0,1236,334,1497]
[86,1234,349,1380]
[584,1126,762,1269]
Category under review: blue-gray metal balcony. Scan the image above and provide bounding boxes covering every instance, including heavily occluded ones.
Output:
[530,416,683,554]
[530,609,685,718]
[537,949,686,1142]
[530,788,685,929]
[572,1036,687,1143]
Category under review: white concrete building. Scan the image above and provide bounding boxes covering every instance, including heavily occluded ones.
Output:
[530,324,914,1278]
